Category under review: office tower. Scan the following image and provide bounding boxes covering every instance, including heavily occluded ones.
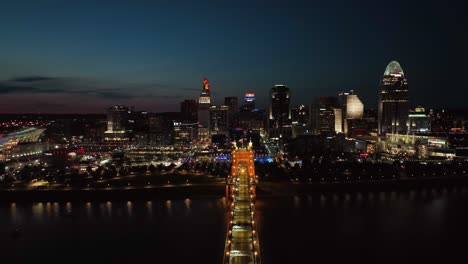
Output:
[104,105,130,141]
[198,78,211,128]
[241,92,256,112]
[238,109,266,135]
[291,105,309,125]
[210,105,229,133]
[291,105,309,138]
[310,97,342,135]
[224,96,239,113]
[338,90,364,135]
[180,99,198,122]
[173,121,198,147]
[408,106,431,133]
[268,84,291,138]
[378,61,409,135]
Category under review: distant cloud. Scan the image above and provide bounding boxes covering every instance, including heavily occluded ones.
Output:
[11,76,56,82]
[0,75,196,100]
[0,75,139,99]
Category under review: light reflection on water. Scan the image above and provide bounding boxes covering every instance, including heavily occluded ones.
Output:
[0,189,467,263]
[1,198,229,264]
[127,201,132,217]
[146,201,152,217]
[32,202,43,221]
[166,200,172,216]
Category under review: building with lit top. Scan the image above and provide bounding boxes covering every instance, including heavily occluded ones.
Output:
[241,92,256,112]
[198,79,211,128]
[378,61,409,135]
[198,79,211,141]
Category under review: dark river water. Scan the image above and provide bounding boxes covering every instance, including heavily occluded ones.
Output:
[2,187,468,263]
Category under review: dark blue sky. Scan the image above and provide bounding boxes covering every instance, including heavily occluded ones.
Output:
[0,0,467,113]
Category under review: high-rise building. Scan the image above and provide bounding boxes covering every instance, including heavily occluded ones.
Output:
[310,97,342,135]
[408,106,431,133]
[241,92,256,112]
[291,105,309,125]
[268,84,291,138]
[173,122,198,147]
[378,61,409,135]
[224,97,239,113]
[338,90,364,135]
[144,113,175,146]
[104,105,130,141]
[180,99,198,122]
[198,78,211,128]
[210,105,229,133]
[291,105,309,138]
[238,109,266,135]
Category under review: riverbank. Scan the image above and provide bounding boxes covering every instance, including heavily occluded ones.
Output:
[3,176,468,202]
[0,184,226,203]
[257,176,468,197]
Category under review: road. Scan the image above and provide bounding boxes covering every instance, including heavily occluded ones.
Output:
[225,164,260,264]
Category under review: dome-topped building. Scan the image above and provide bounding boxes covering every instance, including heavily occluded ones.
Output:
[383,60,405,76]
[378,60,409,135]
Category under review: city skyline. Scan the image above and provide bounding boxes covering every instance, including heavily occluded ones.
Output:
[0,1,467,113]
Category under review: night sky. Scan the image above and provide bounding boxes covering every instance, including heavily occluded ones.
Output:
[0,0,467,113]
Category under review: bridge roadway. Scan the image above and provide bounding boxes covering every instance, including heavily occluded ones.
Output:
[223,150,260,264]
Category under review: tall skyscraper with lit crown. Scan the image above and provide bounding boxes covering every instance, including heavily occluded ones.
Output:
[198,78,211,128]
[378,61,409,135]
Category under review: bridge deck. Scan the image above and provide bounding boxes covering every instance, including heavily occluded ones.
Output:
[224,150,260,264]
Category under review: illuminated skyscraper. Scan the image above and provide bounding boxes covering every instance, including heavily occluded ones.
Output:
[339,90,364,135]
[210,105,229,133]
[378,61,409,135]
[408,106,431,133]
[268,84,291,138]
[241,92,256,112]
[104,105,130,141]
[198,78,211,128]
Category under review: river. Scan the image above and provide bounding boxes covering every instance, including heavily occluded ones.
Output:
[1,186,468,263]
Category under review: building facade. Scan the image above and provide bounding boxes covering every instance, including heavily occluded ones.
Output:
[378,61,409,135]
[210,105,229,133]
[310,97,342,135]
[198,78,211,129]
[339,90,364,135]
[408,106,431,133]
[181,99,198,122]
[268,85,291,139]
[104,105,130,141]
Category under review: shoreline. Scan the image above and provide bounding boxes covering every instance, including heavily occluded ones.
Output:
[0,184,226,203]
[2,177,468,202]
[258,177,468,197]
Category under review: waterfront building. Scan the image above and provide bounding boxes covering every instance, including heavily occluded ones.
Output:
[378,61,409,135]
